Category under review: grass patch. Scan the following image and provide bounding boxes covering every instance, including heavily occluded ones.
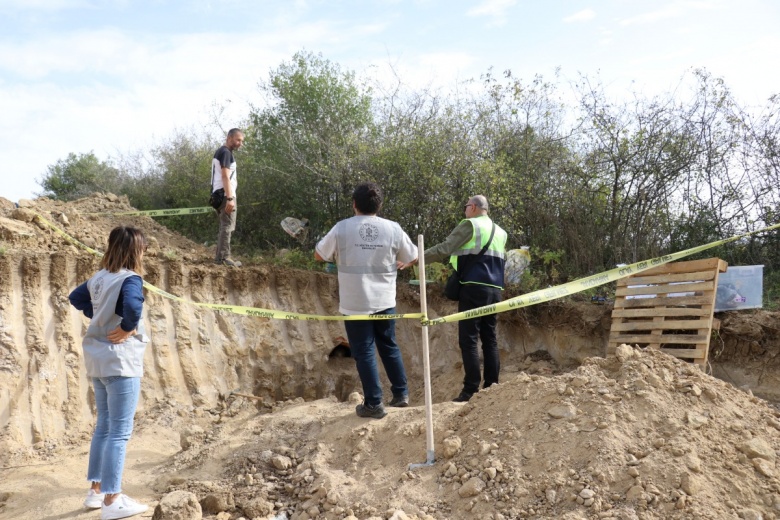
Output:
[270,248,321,271]
[763,269,780,311]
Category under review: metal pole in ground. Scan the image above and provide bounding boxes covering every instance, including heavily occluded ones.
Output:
[410,234,435,469]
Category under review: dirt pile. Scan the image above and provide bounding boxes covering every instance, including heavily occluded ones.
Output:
[138,346,780,520]
[1,193,780,520]
[0,192,212,260]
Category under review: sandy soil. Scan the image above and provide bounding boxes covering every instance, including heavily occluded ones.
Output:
[1,193,780,520]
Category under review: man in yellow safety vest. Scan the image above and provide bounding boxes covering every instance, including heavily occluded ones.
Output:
[422,195,508,402]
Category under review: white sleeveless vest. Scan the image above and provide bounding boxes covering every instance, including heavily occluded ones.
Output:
[83,269,148,378]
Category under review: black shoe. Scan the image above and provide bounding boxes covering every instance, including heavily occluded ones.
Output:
[452,392,473,403]
[388,395,409,408]
[356,402,387,419]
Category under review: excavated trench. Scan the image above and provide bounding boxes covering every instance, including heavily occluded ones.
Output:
[0,251,612,449]
[1,193,779,452]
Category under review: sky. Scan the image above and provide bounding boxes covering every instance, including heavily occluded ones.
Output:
[1,0,779,202]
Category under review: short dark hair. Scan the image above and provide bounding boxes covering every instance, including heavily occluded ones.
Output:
[102,226,147,275]
[353,182,383,215]
[227,128,243,138]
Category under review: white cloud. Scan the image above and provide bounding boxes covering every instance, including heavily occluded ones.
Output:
[0,13,415,201]
[0,29,130,79]
[0,0,91,11]
[417,51,476,73]
[619,1,717,26]
[1,0,776,203]
[467,0,517,18]
[0,19,387,83]
[619,6,682,25]
[360,50,478,96]
[598,28,613,46]
[564,9,596,23]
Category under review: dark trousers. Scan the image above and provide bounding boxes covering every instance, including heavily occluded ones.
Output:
[458,284,502,395]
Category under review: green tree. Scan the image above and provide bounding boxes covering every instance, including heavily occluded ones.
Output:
[241,51,375,249]
[470,70,584,277]
[113,130,217,243]
[38,152,121,200]
[367,85,480,243]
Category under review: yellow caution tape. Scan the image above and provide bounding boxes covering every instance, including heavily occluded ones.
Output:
[35,213,105,256]
[84,202,263,217]
[32,211,424,322]
[424,222,780,325]
[33,210,778,324]
[142,281,420,320]
[89,207,215,217]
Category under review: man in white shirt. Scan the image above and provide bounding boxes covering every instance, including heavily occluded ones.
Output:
[315,182,418,418]
[211,128,244,267]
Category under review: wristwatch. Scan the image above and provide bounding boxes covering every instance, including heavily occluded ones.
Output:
[226,196,235,201]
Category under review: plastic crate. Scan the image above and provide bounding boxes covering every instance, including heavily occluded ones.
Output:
[715,265,764,311]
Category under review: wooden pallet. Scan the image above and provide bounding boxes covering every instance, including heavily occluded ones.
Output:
[607,258,727,367]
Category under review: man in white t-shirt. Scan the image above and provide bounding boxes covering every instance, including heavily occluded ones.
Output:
[211,128,244,267]
[315,182,418,419]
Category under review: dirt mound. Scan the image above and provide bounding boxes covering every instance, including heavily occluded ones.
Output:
[1,194,780,519]
[116,347,780,520]
[0,192,213,260]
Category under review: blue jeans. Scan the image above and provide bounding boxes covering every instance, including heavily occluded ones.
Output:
[344,308,408,407]
[87,376,141,494]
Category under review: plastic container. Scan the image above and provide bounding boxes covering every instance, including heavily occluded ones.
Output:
[715,265,763,311]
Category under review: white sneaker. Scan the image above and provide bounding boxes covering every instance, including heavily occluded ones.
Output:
[101,494,148,520]
[84,489,105,509]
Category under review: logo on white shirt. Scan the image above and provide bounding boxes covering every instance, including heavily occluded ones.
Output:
[92,277,104,302]
[359,223,379,242]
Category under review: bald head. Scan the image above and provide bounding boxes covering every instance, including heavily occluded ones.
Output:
[463,195,489,218]
[470,195,488,212]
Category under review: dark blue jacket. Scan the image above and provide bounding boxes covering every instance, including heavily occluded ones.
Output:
[69,275,144,332]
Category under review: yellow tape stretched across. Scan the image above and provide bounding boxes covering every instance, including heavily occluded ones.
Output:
[89,207,215,217]
[32,212,424,322]
[84,202,263,217]
[424,222,780,325]
[141,283,419,321]
[32,209,778,324]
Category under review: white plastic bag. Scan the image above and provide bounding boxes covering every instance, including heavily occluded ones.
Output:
[504,246,530,284]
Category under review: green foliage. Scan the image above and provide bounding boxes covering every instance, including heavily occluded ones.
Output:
[0,241,7,256]
[162,249,179,261]
[516,268,543,294]
[114,131,217,243]
[240,51,375,250]
[534,248,565,285]
[414,262,450,285]
[40,54,780,296]
[39,152,121,200]
[764,269,780,311]
[270,248,321,270]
